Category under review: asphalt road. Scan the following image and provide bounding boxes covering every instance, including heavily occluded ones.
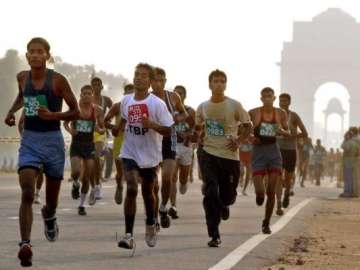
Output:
[0,173,341,270]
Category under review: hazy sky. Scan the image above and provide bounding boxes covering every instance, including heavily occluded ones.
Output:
[1,0,359,113]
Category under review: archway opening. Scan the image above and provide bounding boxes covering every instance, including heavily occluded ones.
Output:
[313,82,350,148]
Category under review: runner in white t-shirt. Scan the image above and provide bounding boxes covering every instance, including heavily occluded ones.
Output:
[116,63,174,251]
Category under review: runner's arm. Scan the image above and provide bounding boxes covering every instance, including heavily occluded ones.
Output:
[104,102,120,129]
[5,72,25,126]
[94,105,106,134]
[63,120,77,136]
[276,109,291,137]
[295,113,308,138]
[18,110,25,136]
[173,92,189,124]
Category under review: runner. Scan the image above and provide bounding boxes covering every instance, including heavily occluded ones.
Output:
[327,148,337,181]
[151,67,189,229]
[4,37,79,267]
[169,85,195,219]
[277,93,308,209]
[195,69,252,247]
[104,83,135,205]
[117,63,173,250]
[239,139,253,196]
[298,137,313,187]
[64,85,105,214]
[248,87,290,234]
[91,77,113,200]
[313,139,327,186]
[18,111,44,205]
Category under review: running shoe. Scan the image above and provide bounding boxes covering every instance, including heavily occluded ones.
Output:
[168,206,179,219]
[276,208,284,216]
[118,233,135,249]
[207,237,221,247]
[282,194,290,209]
[145,224,157,247]
[159,207,171,228]
[34,193,41,204]
[221,206,230,220]
[18,242,32,267]
[78,206,86,216]
[71,181,80,200]
[95,186,103,200]
[114,186,123,205]
[88,189,96,206]
[41,208,59,242]
[262,220,271,234]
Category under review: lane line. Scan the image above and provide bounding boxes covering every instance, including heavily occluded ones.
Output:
[209,198,314,270]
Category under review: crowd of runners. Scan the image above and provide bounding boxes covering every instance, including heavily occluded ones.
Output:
[3,37,344,267]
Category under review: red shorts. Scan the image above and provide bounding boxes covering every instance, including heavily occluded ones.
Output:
[240,151,252,166]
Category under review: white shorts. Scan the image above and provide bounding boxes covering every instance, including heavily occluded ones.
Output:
[176,143,193,166]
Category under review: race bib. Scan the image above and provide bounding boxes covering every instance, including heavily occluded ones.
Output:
[206,119,225,136]
[24,95,48,117]
[128,104,149,124]
[259,122,277,137]
[175,122,188,133]
[76,120,94,133]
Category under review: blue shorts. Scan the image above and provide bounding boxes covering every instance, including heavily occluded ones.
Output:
[18,130,65,181]
[252,143,282,176]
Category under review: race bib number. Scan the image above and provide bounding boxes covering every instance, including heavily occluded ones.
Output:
[128,104,149,124]
[259,122,277,137]
[24,95,48,117]
[76,120,94,133]
[205,119,225,136]
[175,122,188,133]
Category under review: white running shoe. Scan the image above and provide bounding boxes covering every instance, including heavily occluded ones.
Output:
[118,233,135,250]
[145,224,157,247]
[88,189,96,206]
[34,193,41,204]
[95,186,102,200]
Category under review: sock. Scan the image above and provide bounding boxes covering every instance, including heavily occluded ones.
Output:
[79,193,86,207]
[19,240,31,247]
[160,204,167,213]
[125,214,135,235]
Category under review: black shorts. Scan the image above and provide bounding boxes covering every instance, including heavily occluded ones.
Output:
[122,158,157,181]
[70,141,96,160]
[280,149,297,173]
[162,136,176,160]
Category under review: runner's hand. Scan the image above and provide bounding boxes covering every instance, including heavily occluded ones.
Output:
[142,115,156,129]
[4,112,16,126]
[225,137,239,152]
[37,107,55,120]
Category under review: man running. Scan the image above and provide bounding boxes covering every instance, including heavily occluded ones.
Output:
[105,84,135,205]
[117,63,173,250]
[151,67,189,229]
[298,137,313,187]
[277,93,308,209]
[64,85,105,214]
[313,139,327,186]
[249,87,289,234]
[195,69,251,247]
[91,77,113,200]
[4,37,79,267]
[169,85,195,219]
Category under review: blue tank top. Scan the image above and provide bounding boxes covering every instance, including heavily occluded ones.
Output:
[23,69,63,132]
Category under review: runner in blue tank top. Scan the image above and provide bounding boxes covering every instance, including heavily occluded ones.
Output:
[4,37,79,267]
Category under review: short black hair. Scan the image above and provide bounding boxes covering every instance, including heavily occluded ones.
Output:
[91,77,102,84]
[208,69,227,83]
[261,87,275,96]
[27,37,50,55]
[153,67,166,78]
[136,63,155,80]
[174,85,187,97]
[81,84,93,93]
[279,93,291,102]
[124,83,134,92]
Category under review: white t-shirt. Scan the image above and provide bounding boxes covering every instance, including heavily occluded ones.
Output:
[120,93,174,168]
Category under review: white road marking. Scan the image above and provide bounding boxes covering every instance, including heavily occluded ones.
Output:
[209,198,313,270]
[8,216,19,220]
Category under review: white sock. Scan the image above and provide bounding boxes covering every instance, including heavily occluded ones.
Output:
[79,193,86,207]
[160,204,167,212]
